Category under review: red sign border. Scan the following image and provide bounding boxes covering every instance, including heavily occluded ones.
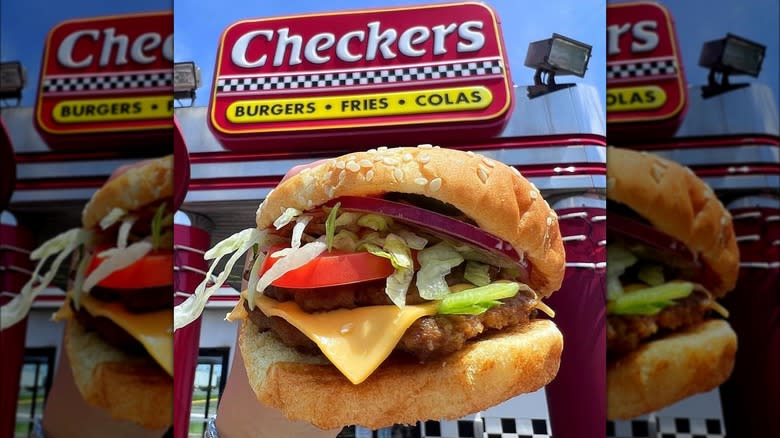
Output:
[607,1,687,124]
[35,11,174,136]
[208,2,513,136]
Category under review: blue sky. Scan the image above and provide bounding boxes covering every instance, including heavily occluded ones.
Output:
[2,1,777,112]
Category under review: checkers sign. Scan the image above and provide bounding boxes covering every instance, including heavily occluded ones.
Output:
[209,2,514,151]
[607,2,687,130]
[34,12,173,150]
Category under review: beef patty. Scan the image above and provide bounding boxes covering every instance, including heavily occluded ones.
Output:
[246,283,539,362]
[606,291,714,355]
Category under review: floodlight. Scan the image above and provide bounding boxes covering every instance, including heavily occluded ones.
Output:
[700,33,765,97]
[525,34,591,98]
[174,61,201,105]
[0,62,27,104]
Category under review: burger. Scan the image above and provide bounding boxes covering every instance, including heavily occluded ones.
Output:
[175,145,565,429]
[605,147,738,419]
[0,156,174,429]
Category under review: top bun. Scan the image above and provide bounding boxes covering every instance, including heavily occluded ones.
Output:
[256,146,565,298]
[82,156,174,229]
[606,147,738,297]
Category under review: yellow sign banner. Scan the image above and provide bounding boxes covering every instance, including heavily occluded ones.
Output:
[52,96,173,123]
[226,86,493,123]
[606,86,667,112]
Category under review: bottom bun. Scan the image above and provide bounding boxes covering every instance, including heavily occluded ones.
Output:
[607,319,737,420]
[238,318,563,430]
[64,319,173,429]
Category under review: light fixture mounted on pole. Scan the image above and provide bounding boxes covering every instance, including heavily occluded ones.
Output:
[0,62,27,106]
[699,33,765,98]
[524,33,592,98]
[174,61,201,107]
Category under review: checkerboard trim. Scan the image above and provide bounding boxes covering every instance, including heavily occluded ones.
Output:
[42,72,173,93]
[607,417,725,438]
[607,58,677,80]
[216,59,504,93]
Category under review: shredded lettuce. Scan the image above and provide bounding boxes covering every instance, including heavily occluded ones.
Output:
[397,229,428,250]
[357,231,385,249]
[607,281,694,315]
[438,281,524,315]
[325,202,341,251]
[116,215,138,250]
[332,229,359,252]
[606,243,638,299]
[637,264,665,286]
[271,215,312,258]
[99,208,127,230]
[255,240,328,299]
[81,240,153,304]
[174,228,262,330]
[365,234,413,307]
[334,211,362,227]
[464,261,490,287]
[245,247,266,308]
[1,228,89,330]
[273,208,302,229]
[357,213,391,231]
[416,241,464,300]
[151,203,166,250]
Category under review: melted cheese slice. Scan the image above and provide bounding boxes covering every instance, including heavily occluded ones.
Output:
[252,294,438,384]
[80,294,173,376]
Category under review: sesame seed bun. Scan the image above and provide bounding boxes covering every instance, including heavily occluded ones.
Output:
[606,147,738,297]
[607,319,737,419]
[82,155,173,229]
[238,318,562,430]
[256,146,565,298]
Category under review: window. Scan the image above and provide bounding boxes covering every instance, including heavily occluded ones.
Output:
[189,347,229,438]
[15,347,56,438]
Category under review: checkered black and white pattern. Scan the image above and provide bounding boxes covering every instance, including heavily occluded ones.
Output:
[42,72,173,93]
[217,59,504,93]
[607,418,657,438]
[607,417,725,438]
[482,417,551,438]
[657,417,725,438]
[607,58,677,80]
[420,417,550,438]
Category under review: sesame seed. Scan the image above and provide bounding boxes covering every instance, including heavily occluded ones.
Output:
[433,145,440,148]
[378,146,388,151]
[365,170,375,181]
[393,167,404,182]
[530,190,538,199]
[306,200,313,209]
[367,148,377,153]
[419,154,431,163]
[383,157,400,166]
[429,177,442,192]
[338,170,346,183]
[414,177,428,186]
[466,151,475,157]
[340,323,353,334]
[346,161,360,172]
[359,159,373,168]
[347,155,356,161]
[335,161,345,169]
[546,217,553,226]
[327,186,336,198]
[721,216,728,225]
[511,167,522,177]
[418,143,433,149]
[482,157,496,168]
[301,167,311,174]
[402,153,413,162]
[325,171,333,180]
[478,167,488,183]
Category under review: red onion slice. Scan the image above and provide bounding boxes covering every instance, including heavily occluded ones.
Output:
[326,196,528,277]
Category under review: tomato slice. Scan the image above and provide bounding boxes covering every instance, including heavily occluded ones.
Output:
[86,248,173,289]
[260,245,394,289]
